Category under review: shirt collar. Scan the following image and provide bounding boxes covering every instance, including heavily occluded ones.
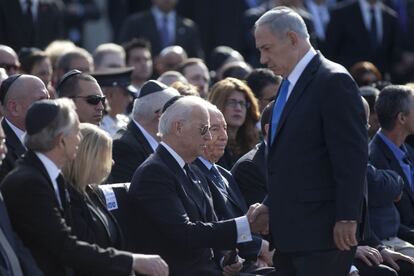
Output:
[377,130,407,161]
[151,6,176,26]
[5,118,26,146]
[34,151,61,182]
[160,141,186,169]
[286,47,317,98]
[198,156,213,170]
[133,119,159,151]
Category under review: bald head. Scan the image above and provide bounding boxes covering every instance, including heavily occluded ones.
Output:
[0,45,20,75]
[4,75,49,130]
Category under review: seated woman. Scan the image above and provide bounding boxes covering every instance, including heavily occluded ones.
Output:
[62,123,123,250]
[208,77,260,170]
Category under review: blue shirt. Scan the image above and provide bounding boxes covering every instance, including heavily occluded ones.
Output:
[377,131,413,187]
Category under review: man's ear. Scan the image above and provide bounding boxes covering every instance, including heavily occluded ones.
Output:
[286,31,299,47]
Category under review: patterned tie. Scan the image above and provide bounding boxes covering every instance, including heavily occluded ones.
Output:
[270,79,290,144]
[210,165,228,195]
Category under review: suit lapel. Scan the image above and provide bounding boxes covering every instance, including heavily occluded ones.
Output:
[158,146,208,221]
[271,53,322,147]
[2,119,26,159]
[374,136,414,203]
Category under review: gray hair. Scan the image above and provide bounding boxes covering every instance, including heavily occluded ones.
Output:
[132,88,180,123]
[255,6,309,40]
[93,43,125,68]
[158,96,208,137]
[25,98,79,152]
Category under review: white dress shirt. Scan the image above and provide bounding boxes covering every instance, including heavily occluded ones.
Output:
[358,0,383,43]
[19,0,38,20]
[35,152,63,209]
[286,47,317,99]
[5,118,26,147]
[151,6,176,44]
[135,120,159,151]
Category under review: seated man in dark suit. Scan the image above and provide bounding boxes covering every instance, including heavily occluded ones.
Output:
[109,80,179,183]
[231,102,272,207]
[369,85,414,245]
[192,103,274,274]
[0,122,44,276]
[0,74,49,181]
[1,98,168,276]
[129,96,264,276]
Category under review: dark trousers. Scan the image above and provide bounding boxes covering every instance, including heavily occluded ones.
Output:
[271,247,356,276]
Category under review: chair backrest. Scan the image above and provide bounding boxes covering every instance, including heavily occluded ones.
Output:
[97,183,140,252]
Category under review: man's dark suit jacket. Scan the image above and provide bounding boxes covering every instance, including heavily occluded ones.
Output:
[128,145,238,276]
[0,0,63,51]
[109,121,154,183]
[192,158,261,261]
[231,142,267,207]
[118,10,204,58]
[0,150,133,276]
[325,0,400,75]
[0,192,43,276]
[369,134,414,243]
[265,53,367,252]
[0,120,26,182]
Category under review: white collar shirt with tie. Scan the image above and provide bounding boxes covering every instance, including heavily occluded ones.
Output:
[358,0,383,43]
[151,6,176,45]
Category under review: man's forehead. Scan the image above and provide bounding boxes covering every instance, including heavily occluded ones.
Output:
[77,79,102,96]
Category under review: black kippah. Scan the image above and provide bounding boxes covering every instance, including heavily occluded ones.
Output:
[161,95,184,113]
[26,100,60,135]
[0,74,22,104]
[139,80,170,98]
[56,69,82,96]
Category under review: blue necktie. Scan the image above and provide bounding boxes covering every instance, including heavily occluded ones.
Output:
[210,165,228,195]
[370,9,378,48]
[270,79,290,144]
[160,15,170,48]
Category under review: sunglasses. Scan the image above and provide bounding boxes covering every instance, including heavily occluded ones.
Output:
[70,95,106,105]
[198,125,210,136]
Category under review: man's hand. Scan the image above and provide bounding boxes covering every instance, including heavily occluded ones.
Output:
[222,256,244,276]
[355,246,382,266]
[132,254,169,276]
[258,239,273,266]
[333,220,358,250]
[247,203,269,234]
[381,248,414,271]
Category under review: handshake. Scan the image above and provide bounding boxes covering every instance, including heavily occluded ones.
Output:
[246,203,269,235]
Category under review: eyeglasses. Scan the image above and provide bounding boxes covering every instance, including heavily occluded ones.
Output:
[70,95,106,105]
[0,63,19,72]
[225,99,250,109]
[198,125,210,136]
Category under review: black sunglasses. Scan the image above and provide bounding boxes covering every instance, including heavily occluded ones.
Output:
[70,95,106,105]
[198,125,210,136]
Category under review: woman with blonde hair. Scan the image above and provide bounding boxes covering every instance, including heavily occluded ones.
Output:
[208,77,260,169]
[62,123,120,250]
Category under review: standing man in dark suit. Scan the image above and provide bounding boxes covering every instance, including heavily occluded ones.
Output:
[129,96,263,275]
[0,0,63,52]
[0,122,44,276]
[118,0,204,58]
[249,6,368,275]
[231,102,272,207]
[1,98,168,276]
[0,74,49,181]
[109,80,179,183]
[369,85,414,245]
[325,0,400,78]
[192,103,274,273]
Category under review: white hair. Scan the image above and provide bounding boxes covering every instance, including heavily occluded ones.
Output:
[158,96,208,137]
[255,6,309,40]
[132,88,180,123]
